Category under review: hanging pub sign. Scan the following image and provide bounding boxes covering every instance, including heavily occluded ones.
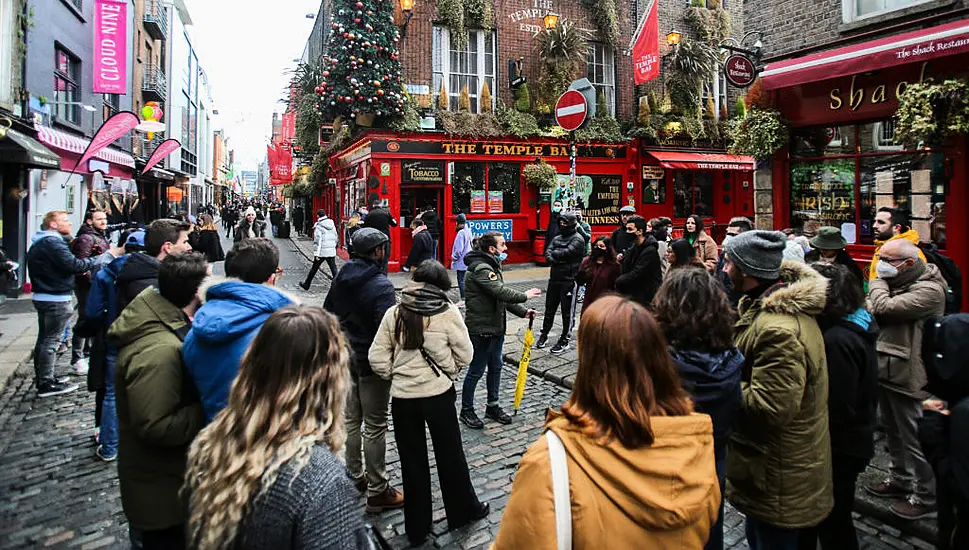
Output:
[401,160,445,184]
[725,53,757,88]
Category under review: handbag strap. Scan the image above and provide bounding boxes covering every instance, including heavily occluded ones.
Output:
[545,430,572,550]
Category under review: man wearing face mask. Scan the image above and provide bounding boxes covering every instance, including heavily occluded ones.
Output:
[461,232,540,429]
[870,207,925,280]
[537,212,586,354]
[615,215,662,308]
[611,205,637,259]
[543,200,564,255]
[865,239,947,520]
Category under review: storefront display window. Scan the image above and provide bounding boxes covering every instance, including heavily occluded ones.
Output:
[673,171,713,218]
[451,163,485,214]
[451,162,520,215]
[790,158,856,229]
[486,163,520,214]
[859,152,946,246]
[791,125,856,158]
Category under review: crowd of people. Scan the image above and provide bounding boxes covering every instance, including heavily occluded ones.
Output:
[17,197,969,550]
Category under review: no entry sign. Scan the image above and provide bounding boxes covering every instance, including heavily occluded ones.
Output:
[555,90,588,131]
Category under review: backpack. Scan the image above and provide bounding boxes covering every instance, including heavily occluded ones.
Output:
[919,243,962,314]
[922,314,969,402]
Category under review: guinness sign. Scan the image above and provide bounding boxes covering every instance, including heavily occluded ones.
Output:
[401,160,445,184]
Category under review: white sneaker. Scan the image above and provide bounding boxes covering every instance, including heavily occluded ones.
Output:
[72,358,89,376]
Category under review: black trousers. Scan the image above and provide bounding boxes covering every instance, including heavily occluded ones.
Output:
[140,524,187,550]
[392,387,481,544]
[303,256,338,285]
[541,280,577,340]
[798,455,867,550]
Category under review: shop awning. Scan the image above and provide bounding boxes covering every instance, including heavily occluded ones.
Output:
[644,151,754,171]
[34,123,136,169]
[0,128,60,169]
[760,18,969,90]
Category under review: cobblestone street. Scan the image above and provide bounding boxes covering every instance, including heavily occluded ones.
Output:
[0,233,938,549]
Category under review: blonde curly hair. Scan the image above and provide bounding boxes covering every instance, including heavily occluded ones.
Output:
[183,305,351,550]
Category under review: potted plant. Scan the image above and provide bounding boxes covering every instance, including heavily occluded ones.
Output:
[895,78,969,147]
[729,107,789,160]
[523,159,558,189]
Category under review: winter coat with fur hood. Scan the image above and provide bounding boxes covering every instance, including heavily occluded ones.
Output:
[727,261,834,529]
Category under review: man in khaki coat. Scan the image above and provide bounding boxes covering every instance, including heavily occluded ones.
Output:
[721,230,833,548]
[865,238,946,520]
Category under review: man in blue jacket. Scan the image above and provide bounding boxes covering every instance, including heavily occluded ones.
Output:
[184,238,294,422]
[27,210,98,398]
[323,228,404,512]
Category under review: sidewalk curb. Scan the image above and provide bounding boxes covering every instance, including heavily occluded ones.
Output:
[0,326,37,396]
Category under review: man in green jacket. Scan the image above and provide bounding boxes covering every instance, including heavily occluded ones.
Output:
[110,252,209,549]
[460,231,540,429]
[721,231,833,548]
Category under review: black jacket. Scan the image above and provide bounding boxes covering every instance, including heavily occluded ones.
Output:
[196,230,225,263]
[234,219,266,242]
[364,207,397,236]
[27,231,96,296]
[610,226,636,256]
[544,214,585,283]
[820,314,879,462]
[543,210,561,254]
[615,235,662,307]
[323,258,396,376]
[115,253,161,315]
[805,249,866,288]
[420,210,443,241]
[405,230,435,269]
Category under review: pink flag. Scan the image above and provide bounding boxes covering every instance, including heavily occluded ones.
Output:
[141,138,181,175]
[93,0,129,94]
[632,0,660,85]
[74,111,140,173]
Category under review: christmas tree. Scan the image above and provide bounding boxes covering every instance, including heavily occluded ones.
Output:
[316,0,406,125]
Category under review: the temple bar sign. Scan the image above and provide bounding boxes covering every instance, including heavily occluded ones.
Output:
[372,139,624,159]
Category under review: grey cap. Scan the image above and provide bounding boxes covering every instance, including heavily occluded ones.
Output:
[352,227,389,254]
[724,230,787,280]
[619,205,637,214]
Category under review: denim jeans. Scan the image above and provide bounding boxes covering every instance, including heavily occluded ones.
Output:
[99,354,119,457]
[345,373,392,497]
[745,517,799,550]
[456,270,466,300]
[33,300,74,385]
[462,335,504,411]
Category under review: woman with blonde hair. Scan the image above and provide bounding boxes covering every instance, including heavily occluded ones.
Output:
[346,212,362,256]
[194,214,224,263]
[184,305,367,550]
[493,294,720,549]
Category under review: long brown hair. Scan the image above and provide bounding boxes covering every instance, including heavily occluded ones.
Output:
[562,295,692,448]
[184,305,351,550]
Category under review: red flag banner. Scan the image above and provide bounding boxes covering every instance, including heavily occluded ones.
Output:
[271,146,293,186]
[141,138,181,174]
[632,0,660,85]
[74,111,140,173]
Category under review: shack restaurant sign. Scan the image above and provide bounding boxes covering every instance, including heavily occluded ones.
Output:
[724,54,756,88]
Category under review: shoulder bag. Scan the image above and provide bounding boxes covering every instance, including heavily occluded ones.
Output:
[546,429,572,550]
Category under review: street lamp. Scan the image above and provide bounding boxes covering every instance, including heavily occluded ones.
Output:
[666,30,681,47]
[543,11,559,30]
[399,0,414,38]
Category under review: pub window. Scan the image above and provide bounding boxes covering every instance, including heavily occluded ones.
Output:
[859,152,946,247]
[487,163,521,214]
[790,158,857,232]
[791,125,855,158]
[451,163,486,214]
[451,162,520,215]
[54,45,81,124]
[586,43,615,116]
[844,0,933,22]
[872,120,903,152]
[432,27,496,113]
[673,171,714,218]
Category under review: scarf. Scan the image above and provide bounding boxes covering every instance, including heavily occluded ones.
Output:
[400,282,450,316]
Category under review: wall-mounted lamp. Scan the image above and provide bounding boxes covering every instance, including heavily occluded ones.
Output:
[543,11,560,30]
[399,0,415,38]
[666,30,681,47]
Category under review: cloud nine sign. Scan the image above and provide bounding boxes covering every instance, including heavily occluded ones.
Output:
[93,0,129,94]
[725,53,757,88]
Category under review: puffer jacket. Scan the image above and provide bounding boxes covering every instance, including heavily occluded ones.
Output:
[26,230,96,297]
[464,250,528,337]
[369,298,473,399]
[727,261,833,529]
[544,213,586,283]
[690,231,720,273]
[312,216,338,258]
[867,262,947,399]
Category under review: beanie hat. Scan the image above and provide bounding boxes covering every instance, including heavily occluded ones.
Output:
[352,227,389,254]
[783,239,806,264]
[244,206,256,217]
[724,230,787,280]
[456,213,467,224]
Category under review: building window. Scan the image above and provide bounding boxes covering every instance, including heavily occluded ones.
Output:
[0,0,16,106]
[102,94,120,121]
[54,46,81,124]
[586,42,615,116]
[844,0,933,22]
[673,171,714,218]
[432,27,496,113]
[70,0,82,9]
[451,162,521,214]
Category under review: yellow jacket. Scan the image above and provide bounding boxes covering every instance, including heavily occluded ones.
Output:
[870,230,926,280]
[492,411,720,550]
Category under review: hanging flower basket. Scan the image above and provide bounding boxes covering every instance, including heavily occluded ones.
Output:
[728,107,789,160]
[523,160,558,189]
[895,78,969,147]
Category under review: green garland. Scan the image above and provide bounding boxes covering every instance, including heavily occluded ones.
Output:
[580,0,619,47]
[895,78,969,146]
[729,108,789,160]
[437,0,466,46]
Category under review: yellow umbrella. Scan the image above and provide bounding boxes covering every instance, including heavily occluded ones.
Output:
[513,316,535,415]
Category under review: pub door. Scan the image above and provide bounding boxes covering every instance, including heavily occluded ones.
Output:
[399,186,445,264]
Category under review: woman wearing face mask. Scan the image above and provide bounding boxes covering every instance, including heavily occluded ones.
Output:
[576,236,620,312]
[684,215,719,273]
[805,226,865,289]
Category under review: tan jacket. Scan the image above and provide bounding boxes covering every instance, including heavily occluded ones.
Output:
[691,231,719,273]
[369,303,473,399]
[867,262,946,399]
[492,412,720,550]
